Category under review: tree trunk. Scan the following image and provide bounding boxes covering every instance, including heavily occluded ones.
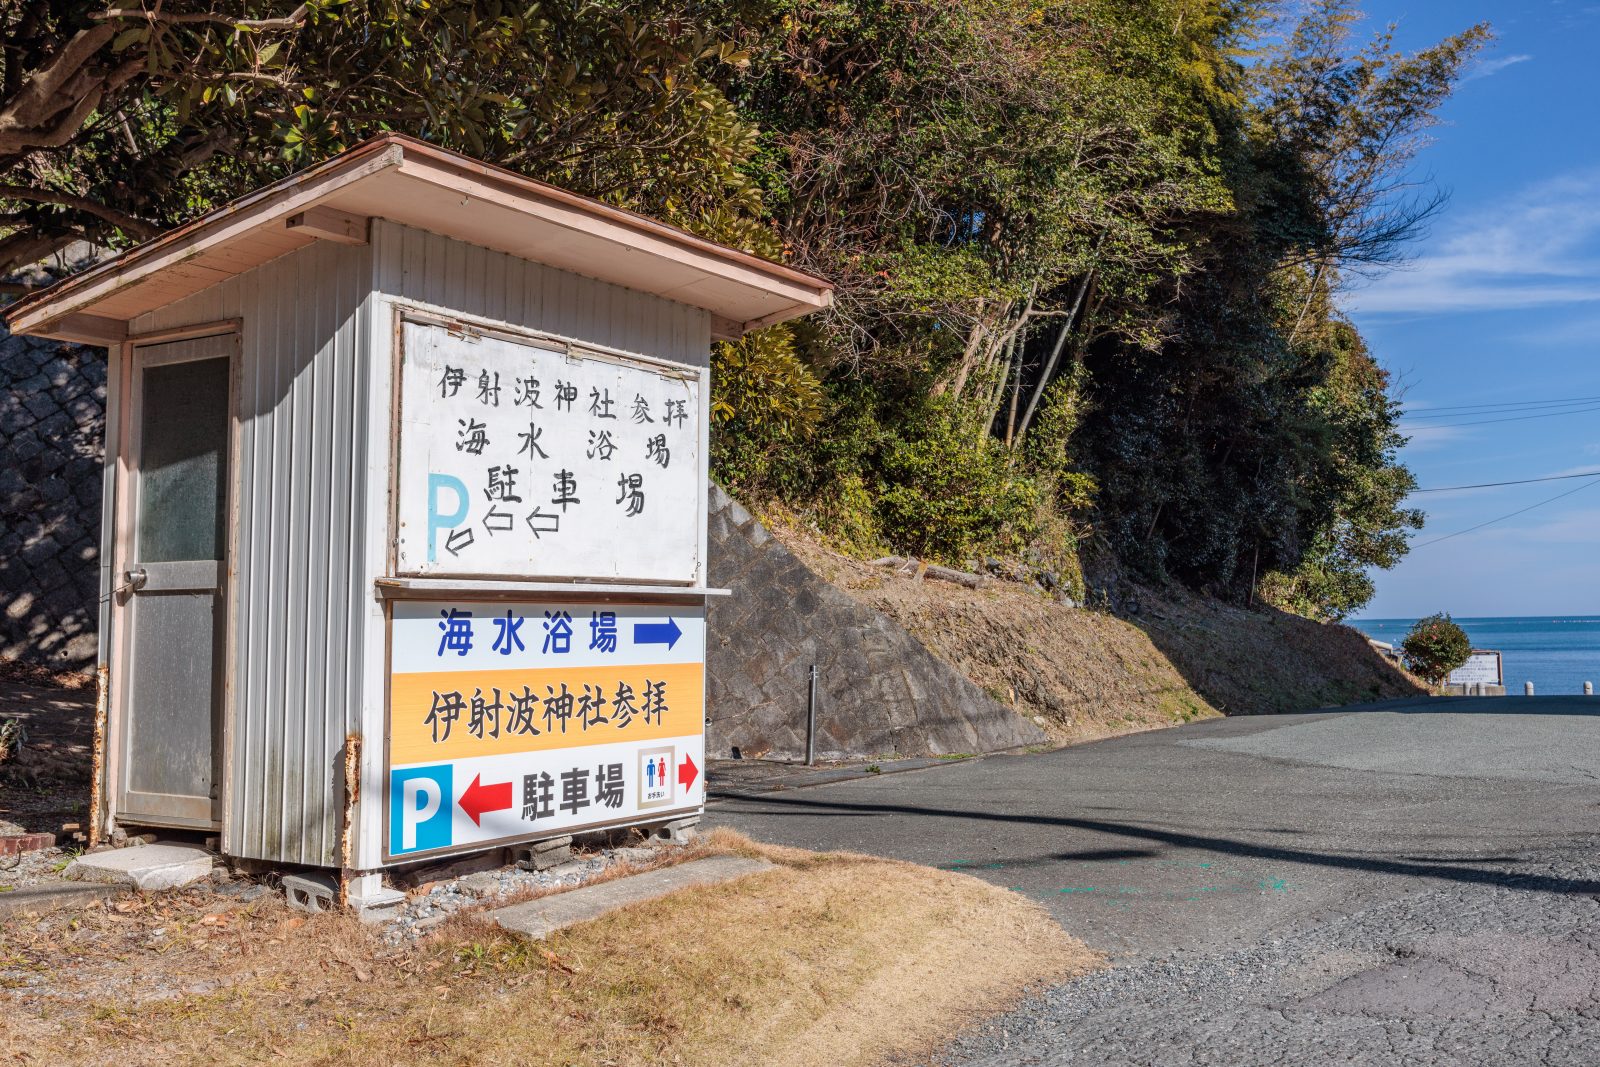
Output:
[944,299,990,401]
[1288,260,1325,345]
[1004,338,1025,447]
[1014,265,1095,443]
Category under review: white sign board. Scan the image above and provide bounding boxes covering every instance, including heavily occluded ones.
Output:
[396,320,704,582]
[1447,650,1502,687]
[386,599,705,860]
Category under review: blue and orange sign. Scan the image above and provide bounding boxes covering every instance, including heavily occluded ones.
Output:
[386,600,705,859]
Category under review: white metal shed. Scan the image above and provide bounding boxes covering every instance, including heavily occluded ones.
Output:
[4,135,830,899]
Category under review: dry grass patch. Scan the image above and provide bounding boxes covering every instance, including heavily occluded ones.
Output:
[781,531,1421,736]
[0,830,1098,1066]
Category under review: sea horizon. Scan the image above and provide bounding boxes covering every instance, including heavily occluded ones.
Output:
[1348,615,1600,695]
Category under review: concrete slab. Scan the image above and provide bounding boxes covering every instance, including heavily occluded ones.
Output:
[489,855,775,940]
[0,880,128,918]
[351,887,407,924]
[64,843,213,890]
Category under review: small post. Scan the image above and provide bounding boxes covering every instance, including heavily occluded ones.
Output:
[1525,681,1535,696]
[1586,681,1593,696]
[806,664,819,767]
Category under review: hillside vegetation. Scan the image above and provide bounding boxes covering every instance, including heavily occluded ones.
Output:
[788,531,1424,747]
[3,1,1485,621]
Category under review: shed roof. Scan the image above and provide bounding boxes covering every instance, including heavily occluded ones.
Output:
[3,133,831,345]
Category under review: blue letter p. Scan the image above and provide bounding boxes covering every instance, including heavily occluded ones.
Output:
[427,474,469,562]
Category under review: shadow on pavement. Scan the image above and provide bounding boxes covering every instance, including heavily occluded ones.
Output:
[728,791,1600,897]
[1296,695,1600,716]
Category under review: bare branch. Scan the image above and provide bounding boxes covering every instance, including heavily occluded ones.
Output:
[0,184,160,238]
[93,5,309,31]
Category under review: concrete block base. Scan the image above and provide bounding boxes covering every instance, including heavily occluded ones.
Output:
[283,872,338,913]
[350,886,408,923]
[514,834,573,871]
[490,856,774,940]
[65,843,213,891]
[344,870,407,921]
[645,815,701,845]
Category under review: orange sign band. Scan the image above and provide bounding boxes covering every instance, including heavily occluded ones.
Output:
[390,661,704,765]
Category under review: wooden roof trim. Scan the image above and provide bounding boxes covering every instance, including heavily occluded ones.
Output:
[6,141,405,338]
[5,133,831,343]
[390,137,827,295]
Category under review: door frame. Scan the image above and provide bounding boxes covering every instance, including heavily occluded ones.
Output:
[108,322,243,833]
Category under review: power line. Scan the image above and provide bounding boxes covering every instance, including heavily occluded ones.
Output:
[1412,476,1600,548]
[1400,403,1600,429]
[1401,397,1600,421]
[1413,469,1600,493]
[1402,393,1600,415]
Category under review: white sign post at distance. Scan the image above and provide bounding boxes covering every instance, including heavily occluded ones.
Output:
[386,599,706,860]
[395,319,705,583]
[1447,650,1503,688]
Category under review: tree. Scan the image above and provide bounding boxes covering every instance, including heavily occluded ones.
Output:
[1,1,765,284]
[730,0,1227,423]
[0,1,308,281]
[1254,0,1490,339]
[0,0,1486,623]
[1401,613,1471,686]
[1256,319,1422,621]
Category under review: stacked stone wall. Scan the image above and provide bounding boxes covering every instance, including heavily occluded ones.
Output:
[705,485,1047,760]
[0,328,104,672]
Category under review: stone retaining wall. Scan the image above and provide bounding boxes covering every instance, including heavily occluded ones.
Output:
[705,485,1047,760]
[0,327,104,671]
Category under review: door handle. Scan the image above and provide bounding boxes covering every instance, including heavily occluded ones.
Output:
[122,567,148,592]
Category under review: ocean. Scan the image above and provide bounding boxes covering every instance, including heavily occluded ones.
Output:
[1349,616,1600,696]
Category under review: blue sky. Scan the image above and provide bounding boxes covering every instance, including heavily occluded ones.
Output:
[1341,0,1600,619]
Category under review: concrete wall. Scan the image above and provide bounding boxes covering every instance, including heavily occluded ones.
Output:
[705,485,1048,760]
[0,326,104,672]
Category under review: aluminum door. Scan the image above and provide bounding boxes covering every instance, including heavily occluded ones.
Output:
[117,335,235,827]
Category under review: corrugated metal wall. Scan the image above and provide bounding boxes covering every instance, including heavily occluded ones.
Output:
[122,221,711,870]
[128,238,373,866]
[369,220,710,367]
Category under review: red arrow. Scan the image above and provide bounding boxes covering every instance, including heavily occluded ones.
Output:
[458,774,513,826]
[678,753,699,791]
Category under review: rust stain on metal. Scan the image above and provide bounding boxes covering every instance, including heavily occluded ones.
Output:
[339,731,362,907]
[88,664,109,848]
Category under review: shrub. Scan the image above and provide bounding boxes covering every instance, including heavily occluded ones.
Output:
[875,395,1042,564]
[709,325,824,490]
[1401,613,1471,685]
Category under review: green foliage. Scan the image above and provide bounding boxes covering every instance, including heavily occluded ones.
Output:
[4,0,1481,617]
[1401,613,1472,685]
[875,396,1042,564]
[1258,320,1421,620]
[710,325,824,487]
[1,0,769,274]
[1022,375,1097,515]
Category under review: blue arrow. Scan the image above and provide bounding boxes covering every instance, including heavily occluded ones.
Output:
[633,617,682,650]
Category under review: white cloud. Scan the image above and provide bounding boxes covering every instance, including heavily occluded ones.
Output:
[1395,422,1472,451]
[1425,504,1600,546]
[1462,54,1533,82]
[1347,169,1600,315]
[1517,506,1600,542]
[1360,525,1600,616]
[1549,462,1600,477]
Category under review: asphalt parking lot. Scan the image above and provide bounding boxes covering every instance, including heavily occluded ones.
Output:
[710,696,1600,1065]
